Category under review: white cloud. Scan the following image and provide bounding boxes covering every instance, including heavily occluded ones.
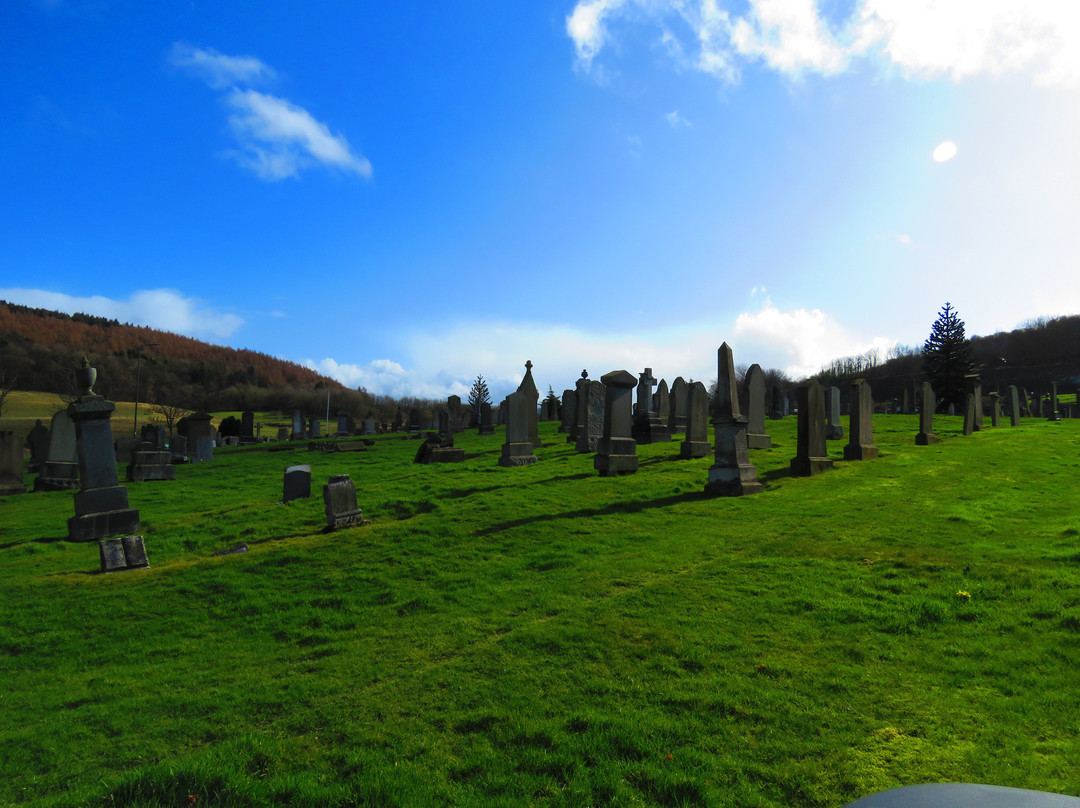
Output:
[567,0,1080,87]
[169,42,275,89]
[664,109,692,128]
[0,288,244,340]
[224,89,373,181]
[299,309,900,399]
[170,42,372,181]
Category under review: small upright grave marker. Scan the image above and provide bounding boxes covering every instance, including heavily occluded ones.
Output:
[916,382,938,445]
[825,386,844,440]
[99,535,149,573]
[745,364,772,449]
[323,474,369,529]
[679,381,711,459]
[595,370,639,476]
[283,464,312,503]
[1008,385,1021,427]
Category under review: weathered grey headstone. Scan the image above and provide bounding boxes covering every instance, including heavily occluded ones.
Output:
[745,364,772,449]
[195,435,214,463]
[825,386,844,440]
[901,388,911,415]
[789,381,833,477]
[291,410,306,440]
[407,408,422,435]
[498,390,538,466]
[323,474,369,529]
[179,411,215,448]
[704,344,761,495]
[283,464,312,503]
[141,424,165,449]
[98,535,149,572]
[170,434,188,463]
[361,416,377,435]
[415,431,465,463]
[963,393,976,436]
[497,398,508,426]
[0,431,26,496]
[632,367,671,444]
[669,376,688,434]
[127,441,175,482]
[26,420,50,473]
[967,375,983,431]
[655,379,670,425]
[558,389,576,434]
[679,381,711,459]
[1047,382,1061,421]
[595,370,639,476]
[843,380,878,461]
[575,378,606,453]
[478,402,494,435]
[989,392,1001,427]
[34,410,80,491]
[114,436,141,464]
[915,382,938,445]
[1008,385,1021,427]
[67,363,140,542]
[240,410,256,445]
[769,385,784,420]
[336,411,351,437]
[518,360,540,449]
[309,418,321,438]
[447,395,464,433]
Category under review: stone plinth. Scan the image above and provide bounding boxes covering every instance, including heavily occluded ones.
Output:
[790,382,834,477]
[67,393,139,542]
[704,344,760,495]
[499,391,538,467]
[843,380,879,461]
[127,444,176,482]
[594,370,638,476]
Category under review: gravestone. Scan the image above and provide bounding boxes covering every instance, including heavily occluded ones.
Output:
[336,411,351,437]
[575,378,606,453]
[26,420,50,473]
[67,362,140,542]
[323,474,369,529]
[769,385,784,420]
[141,424,165,449]
[568,371,586,444]
[362,416,377,435]
[916,382,939,444]
[275,426,288,442]
[447,395,464,433]
[99,535,150,572]
[669,376,688,434]
[0,432,26,496]
[825,386,844,440]
[963,394,976,436]
[407,408,422,435]
[843,380,878,461]
[240,411,256,445]
[498,391,538,466]
[414,431,465,463]
[114,436,141,464]
[1009,385,1021,427]
[497,398,508,426]
[1020,389,1031,417]
[34,410,80,491]
[655,379,670,426]
[631,367,671,444]
[127,441,175,481]
[478,402,494,435]
[195,435,214,463]
[989,392,1001,427]
[901,388,911,415]
[1047,382,1061,421]
[558,389,576,434]
[518,360,540,449]
[745,364,772,449]
[292,410,306,440]
[967,375,983,431]
[679,381,711,459]
[170,434,188,463]
[789,381,833,477]
[283,464,312,503]
[783,396,790,417]
[179,411,215,449]
[704,344,761,495]
[308,418,321,438]
[595,370,638,476]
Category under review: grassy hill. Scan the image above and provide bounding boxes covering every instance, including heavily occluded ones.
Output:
[1,414,1079,807]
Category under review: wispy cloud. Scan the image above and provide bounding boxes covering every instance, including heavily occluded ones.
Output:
[169,42,275,90]
[567,0,1080,87]
[0,288,244,340]
[169,43,372,181]
[664,109,692,128]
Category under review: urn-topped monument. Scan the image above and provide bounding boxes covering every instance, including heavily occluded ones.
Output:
[66,358,141,542]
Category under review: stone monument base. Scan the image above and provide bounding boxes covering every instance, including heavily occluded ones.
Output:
[915,433,938,445]
[789,457,834,477]
[498,443,538,467]
[747,433,772,449]
[825,425,844,440]
[69,508,141,542]
[594,454,639,476]
[844,445,879,461]
[429,447,465,463]
[632,415,671,444]
[679,440,711,459]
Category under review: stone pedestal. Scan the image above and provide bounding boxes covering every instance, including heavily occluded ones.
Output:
[594,370,638,476]
[498,390,538,467]
[704,419,761,496]
[127,444,176,482]
[790,382,833,477]
[594,436,639,476]
[67,393,139,542]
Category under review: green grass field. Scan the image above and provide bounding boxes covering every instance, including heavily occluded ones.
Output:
[1,409,1078,807]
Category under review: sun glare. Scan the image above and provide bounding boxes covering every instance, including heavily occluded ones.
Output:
[933,140,958,162]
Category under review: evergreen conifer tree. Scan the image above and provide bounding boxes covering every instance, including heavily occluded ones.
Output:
[467,375,491,426]
[922,302,974,412]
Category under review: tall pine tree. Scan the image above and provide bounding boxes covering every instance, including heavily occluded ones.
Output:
[922,302,974,412]
[467,374,491,426]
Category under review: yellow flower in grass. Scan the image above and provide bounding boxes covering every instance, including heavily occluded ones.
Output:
[956,590,971,600]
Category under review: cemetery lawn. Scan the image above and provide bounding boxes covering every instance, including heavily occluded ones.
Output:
[2,416,1079,807]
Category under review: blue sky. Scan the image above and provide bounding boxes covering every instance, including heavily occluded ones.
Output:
[3,1,1079,401]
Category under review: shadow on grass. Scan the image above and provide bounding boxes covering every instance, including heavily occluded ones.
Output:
[0,535,68,550]
[476,490,712,536]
